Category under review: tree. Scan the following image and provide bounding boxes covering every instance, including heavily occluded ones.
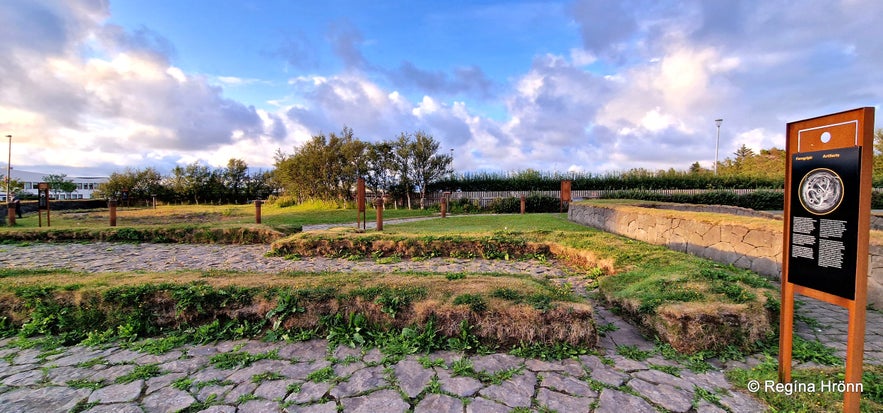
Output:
[44,174,77,198]
[274,126,366,204]
[874,129,883,181]
[223,158,249,203]
[407,131,453,209]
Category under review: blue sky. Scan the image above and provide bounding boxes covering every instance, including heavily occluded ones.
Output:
[1,0,882,177]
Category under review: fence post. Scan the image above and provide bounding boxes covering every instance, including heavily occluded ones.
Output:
[520,195,526,214]
[254,199,262,224]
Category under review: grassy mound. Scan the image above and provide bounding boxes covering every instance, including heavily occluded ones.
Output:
[0,269,595,351]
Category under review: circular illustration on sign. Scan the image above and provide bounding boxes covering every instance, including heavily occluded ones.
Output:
[798,168,844,215]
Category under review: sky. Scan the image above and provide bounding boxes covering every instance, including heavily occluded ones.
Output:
[1,0,882,177]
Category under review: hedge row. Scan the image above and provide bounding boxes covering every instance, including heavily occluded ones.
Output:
[428,172,784,192]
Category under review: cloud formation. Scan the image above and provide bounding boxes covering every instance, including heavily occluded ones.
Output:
[1,0,882,177]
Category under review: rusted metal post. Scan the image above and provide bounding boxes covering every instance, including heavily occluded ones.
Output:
[255,199,262,224]
[375,198,383,231]
[109,200,117,227]
[6,203,14,226]
[440,196,447,218]
[520,195,526,215]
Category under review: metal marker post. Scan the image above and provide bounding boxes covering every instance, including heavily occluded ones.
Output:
[375,198,383,231]
[521,195,526,215]
[109,200,117,227]
[255,200,262,224]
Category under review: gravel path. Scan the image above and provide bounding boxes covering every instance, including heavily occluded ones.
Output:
[0,240,877,412]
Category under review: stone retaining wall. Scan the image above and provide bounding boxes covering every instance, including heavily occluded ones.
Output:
[569,202,883,309]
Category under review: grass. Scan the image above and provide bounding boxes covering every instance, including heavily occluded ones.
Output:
[727,359,883,412]
[0,203,436,240]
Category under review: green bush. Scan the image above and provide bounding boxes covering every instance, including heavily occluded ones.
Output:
[487,195,560,213]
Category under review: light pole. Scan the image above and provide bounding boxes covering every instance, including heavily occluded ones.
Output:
[714,119,723,175]
[5,134,10,204]
[449,148,454,179]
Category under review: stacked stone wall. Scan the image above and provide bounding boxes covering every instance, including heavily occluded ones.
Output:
[569,202,883,309]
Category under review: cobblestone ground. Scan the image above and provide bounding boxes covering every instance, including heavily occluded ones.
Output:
[0,240,878,412]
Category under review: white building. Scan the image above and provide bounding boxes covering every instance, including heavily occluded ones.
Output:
[1,168,108,201]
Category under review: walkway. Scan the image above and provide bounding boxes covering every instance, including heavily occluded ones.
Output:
[0,241,878,412]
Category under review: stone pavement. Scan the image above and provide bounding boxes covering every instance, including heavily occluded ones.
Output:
[0,240,879,412]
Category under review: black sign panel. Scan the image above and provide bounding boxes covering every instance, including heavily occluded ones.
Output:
[788,146,861,300]
[38,189,49,210]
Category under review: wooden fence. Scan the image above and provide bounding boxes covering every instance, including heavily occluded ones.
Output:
[417,188,787,207]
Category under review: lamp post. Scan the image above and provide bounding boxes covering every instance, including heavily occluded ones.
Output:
[5,135,10,204]
[714,119,723,175]
[449,148,454,179]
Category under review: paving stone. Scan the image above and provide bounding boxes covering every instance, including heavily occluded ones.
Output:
[286,381,330,404]
[0,386,91,413]
[145,372,187,395]
[195,406,236,413]
[45,366,97,386]
[88,379,143,403]
[536,387,592,413]
[238,399,283,412]
[465,397,510,413]
[470,353,523,374]
[186,345,219,357]
[329,366,387,399]
[254,379,298,400]
[83,403,144,413]
[595,389,657,413]
[718,389,768,412]
[628,378,694,412]
[277,340,329,362]
[103,349,143,365]
[478,370,536,408]
[362,348,383,365]
[2,368,44,386]
[333,361,365,377]
[224,359,290,383]
[436,369,483,397]
[332,345,362,361]
[694,400,728,413]
[540,371,596,397]
[590,366,629,387]
[159,357,205,374]
[340,389,408,413]
[415,393,463,413]
[196,384,234,402]
[280,360,331,381]
[136,350,184,365]
[189,366,233,383]
[394,359,434,398]
[142,386,196,413]
[12,348,41,365]
[284,401,337,413]
[50,348,104,367]
[609,355,649,372]
[681,370,733,390]
[223,381,258,404]
[634,368,693,390]
[526,358,585,376]
[89,364,135,382]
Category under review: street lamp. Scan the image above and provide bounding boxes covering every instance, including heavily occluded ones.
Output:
[5,134,10,204]
[449,148,454,179]
[714,119,723,175]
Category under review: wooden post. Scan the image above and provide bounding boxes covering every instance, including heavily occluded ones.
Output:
[440,196,447,218]
[560,180,572,212]
[109,200,117,227]
[254,199,262,224]
[520,195,526,214]
[375,198,383,231]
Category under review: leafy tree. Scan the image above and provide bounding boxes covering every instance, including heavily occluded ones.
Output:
[873,128,883,181]
[44,174,77,198]
[223,158,249,203]
[407,131,453,209]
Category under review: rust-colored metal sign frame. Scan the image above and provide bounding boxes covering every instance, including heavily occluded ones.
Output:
[780,107,874,412]
[560,180,572,212]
